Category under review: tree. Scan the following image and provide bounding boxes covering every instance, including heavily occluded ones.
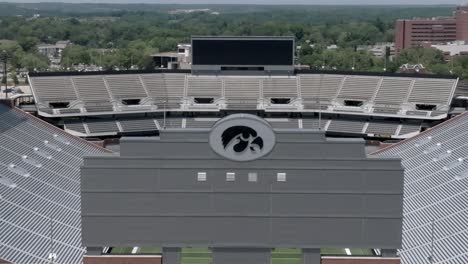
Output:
[61,45,91,67]
[18,37,39,52]
[20,53,49,71]
[11,73,19,86]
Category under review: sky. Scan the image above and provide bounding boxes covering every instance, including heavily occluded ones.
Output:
[1,0,464,5]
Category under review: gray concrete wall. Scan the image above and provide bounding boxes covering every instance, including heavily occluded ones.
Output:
[81,129,403,249]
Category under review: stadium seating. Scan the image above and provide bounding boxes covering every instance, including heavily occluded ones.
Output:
[0,103,108,264]
[140,73,184,109]
[64,120,87,134]
[408,78,457,105]
[337,76,380,101]
[374,77,412,105]
[29,72,458,121]
[398,123,421,136]
[187,76,222,98]
[266,118,300,129]
[185,118,219,128]
[72,76,110,101]
[327,119,366,134]
[60,115,425,140]
[156,117,183,129]
[224,78,260,109]
[118,118,158,132]
[366,121,399,135]
[263,77,298,99]
[30,76,78,102]
[374,112,468,264]
[86,119,120,134]
[299,74,343,102]
[104,74,148,99]
[301,118,328,130]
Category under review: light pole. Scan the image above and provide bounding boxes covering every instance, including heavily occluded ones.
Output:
[0,50,8,99]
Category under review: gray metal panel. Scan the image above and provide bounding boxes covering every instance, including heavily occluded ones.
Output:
[82,119,403,250]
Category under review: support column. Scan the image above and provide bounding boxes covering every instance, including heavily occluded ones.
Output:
[163,247,181,264]
[302,248,321,264]
[212,248,270,264]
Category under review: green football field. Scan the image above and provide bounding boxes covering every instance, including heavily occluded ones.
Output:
[110,247,374,264]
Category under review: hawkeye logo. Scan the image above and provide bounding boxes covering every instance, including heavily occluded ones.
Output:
[210,114,275,162]
[222,126,264,153]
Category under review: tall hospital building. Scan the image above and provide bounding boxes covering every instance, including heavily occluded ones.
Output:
[395,6,468,52]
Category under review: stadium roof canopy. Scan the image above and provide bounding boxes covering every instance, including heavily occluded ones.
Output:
[373,112,468,264]
[0,101,110,264]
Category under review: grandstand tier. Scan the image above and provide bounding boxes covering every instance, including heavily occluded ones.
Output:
[374,112,468,264]
[28,71,459,120]
[62,115,422,139]
[0,102,109,264]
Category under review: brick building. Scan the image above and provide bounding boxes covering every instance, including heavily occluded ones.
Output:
[395,6,468,53]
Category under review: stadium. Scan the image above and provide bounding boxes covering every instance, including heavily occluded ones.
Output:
[0,36,467,264]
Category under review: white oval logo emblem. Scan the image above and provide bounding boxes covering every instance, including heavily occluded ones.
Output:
[209,114,276,162]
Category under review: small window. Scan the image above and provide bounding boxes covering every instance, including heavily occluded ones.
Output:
[344,100,364,107]
[197,172,207,182]
[271,98,291,104]
[226,172,236,182]
[277,172,287,182]
[194,98,214,104]
[122,99,141,106]
[248,172,258,182]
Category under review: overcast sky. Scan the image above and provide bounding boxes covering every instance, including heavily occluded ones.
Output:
[1,0,464,5]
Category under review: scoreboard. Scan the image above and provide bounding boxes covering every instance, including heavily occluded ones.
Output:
[191,36,295,72]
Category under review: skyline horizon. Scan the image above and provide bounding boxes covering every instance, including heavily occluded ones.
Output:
[0,0,466,5]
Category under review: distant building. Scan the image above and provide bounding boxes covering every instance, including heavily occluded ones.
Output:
[357,43,395,59]
[151,43,192,69]
[431,41,468,59]
[37,40,71,65]
[395,6,468,53]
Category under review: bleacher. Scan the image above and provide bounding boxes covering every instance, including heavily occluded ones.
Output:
[62,115,422,139]
[0,103,109,264]
[327,119,366,134]
[104,74,148,99]
[365,121,399,136]
[337,76,380,101]
[373,112,468,264]
[224,78,260,110]
[118,118,158,132]
[374,77,412,105]
[29,71,458,121]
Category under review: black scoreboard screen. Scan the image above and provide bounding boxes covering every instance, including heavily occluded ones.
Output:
[192,38,294,66]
